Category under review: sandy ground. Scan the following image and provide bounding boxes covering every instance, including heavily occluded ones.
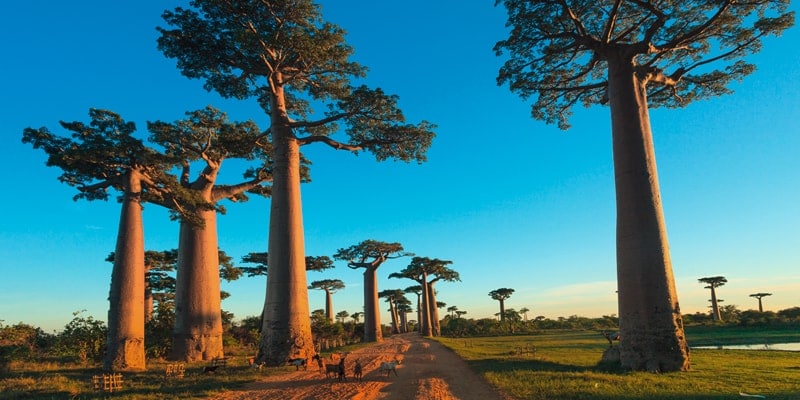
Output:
[211,333,512,400]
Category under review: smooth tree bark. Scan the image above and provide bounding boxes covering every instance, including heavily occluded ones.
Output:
[495,0,793,372]
[106,249,178,323]
[158,1,433,365]
[23,109,179,371]
[404,285,424,333]
[149,107,270,361]
[335,240,411,342]
[105,170,146,371]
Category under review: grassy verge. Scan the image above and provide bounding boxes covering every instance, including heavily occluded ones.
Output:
[435,328,800,400]
[0,342,372,399]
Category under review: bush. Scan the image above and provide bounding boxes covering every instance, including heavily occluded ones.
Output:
[55,311,106,364]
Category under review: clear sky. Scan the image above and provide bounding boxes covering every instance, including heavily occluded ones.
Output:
[1,1,798,333]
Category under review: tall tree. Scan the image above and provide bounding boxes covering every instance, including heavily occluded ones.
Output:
[23,109,180,371]
[309,279,345,323]
[426,266,460,337]
[149,107,271,361]
[379,289,407,334]
[489,288,515,322]
[698,276,728,321]
[749,292,772,313]
[390,257,458,337]
[158,0,434,365]
[519,307,530,322]
[396,301,413,333]
[334,240,411,342]
[495,0,793,372]
[106,250,178,323]
[404,285,424,333]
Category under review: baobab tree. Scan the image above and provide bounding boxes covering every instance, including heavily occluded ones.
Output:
[404,285,424,333]
[309,279,345,323]
[334,240,412,342]
[23,109,181,371]
[390,257,459,337]
[698,276,727,321]
[489,288,515,323]
[379,289,407,334]
[149,107,271,361]
[749,292,772,312]
[447,306,459,319]
[495,0,793,372]
[106,250,178,323]
[519,307,530,322]
[158,0,434,365]
[335,310,349,324]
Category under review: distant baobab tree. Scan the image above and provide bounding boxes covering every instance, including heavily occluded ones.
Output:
[749,293,772,312]
[519,307,530,322]
[335,240,412,342]
[698,276,727,321]
[309,279,345,323]
[489,288,515,322]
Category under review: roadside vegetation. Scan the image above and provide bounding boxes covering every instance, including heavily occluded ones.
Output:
[436,329,800,400]
[2,306,799,399]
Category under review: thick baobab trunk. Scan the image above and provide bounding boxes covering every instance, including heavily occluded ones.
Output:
[415,293,422,333]
[607,54,690,372]
[498,300,506,322]
[362,267,383,342]
[324,289,334,323]
[260,84,315,365]
[171,209,224,361]
[144,267,154,323]
[427,282,441,336]
[388,298,399,334]
[420,277,433,337]
[104,171,146,371]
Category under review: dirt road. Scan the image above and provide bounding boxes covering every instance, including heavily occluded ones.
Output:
[211,333,512,400]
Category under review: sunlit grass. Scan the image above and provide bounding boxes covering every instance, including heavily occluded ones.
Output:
[435,329,800,400]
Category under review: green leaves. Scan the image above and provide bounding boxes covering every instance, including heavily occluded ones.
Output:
[495,0,795,129]
[158,0,434,163]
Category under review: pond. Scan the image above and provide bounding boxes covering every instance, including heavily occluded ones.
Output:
[691,342,800,351]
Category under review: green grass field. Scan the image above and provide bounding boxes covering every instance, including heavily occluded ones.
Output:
[435,328,800,400]
[2,327,798,399]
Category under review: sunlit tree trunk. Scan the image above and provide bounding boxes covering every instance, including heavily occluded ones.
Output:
[420,274,432,337]
[427,282,441,336]
[171,209,224,361]
[388,297,399,334]
[709,287,722,321]
[362,267,382,342]
[104,170,146,371]
[144,265,154,323]
[260,79,315,364]
[414,292,422,333]
[608,53,690,372]
[324,289,334,323]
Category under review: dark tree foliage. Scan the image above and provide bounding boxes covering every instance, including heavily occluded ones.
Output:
[495,0,795,129]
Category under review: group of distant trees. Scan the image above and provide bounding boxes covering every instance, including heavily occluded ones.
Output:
[20,0,794,374]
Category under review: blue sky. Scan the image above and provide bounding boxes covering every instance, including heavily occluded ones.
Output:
[1,1,798,333]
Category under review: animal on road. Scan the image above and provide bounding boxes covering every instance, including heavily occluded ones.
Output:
[287,357,308,370]
[379,357,402,377]
[353,359,363,381]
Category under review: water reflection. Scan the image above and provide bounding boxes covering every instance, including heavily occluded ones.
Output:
[691,342,800,351]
